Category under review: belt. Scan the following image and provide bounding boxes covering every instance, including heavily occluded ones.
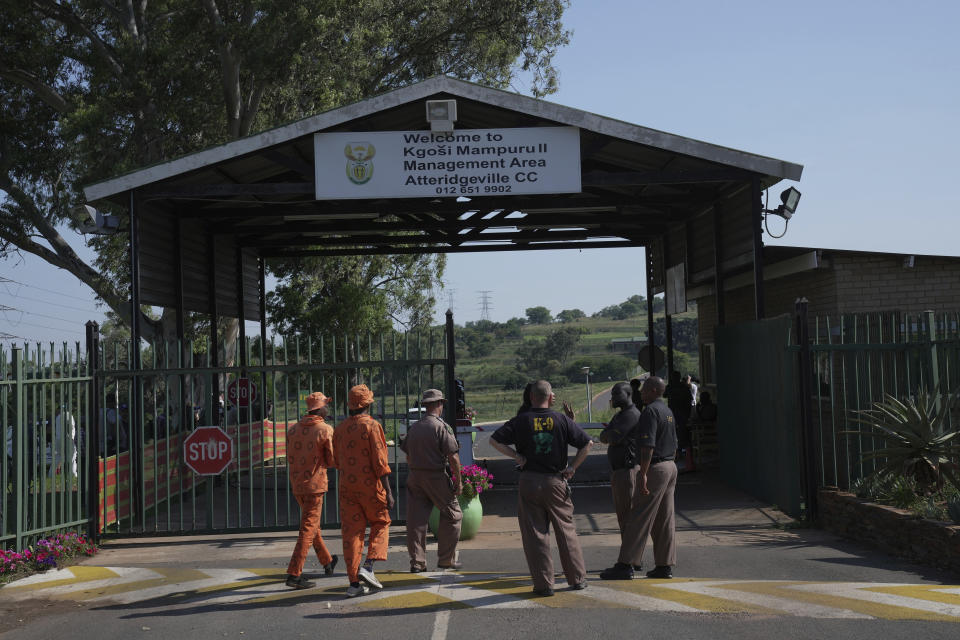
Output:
[651,456,674,464]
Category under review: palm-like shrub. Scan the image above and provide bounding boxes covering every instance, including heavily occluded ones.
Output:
[850,388,960,493]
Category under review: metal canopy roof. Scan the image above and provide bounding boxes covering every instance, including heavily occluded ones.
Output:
[82,76,803,320]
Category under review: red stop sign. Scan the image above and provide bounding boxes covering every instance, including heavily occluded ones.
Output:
[183,426,234,475]
[227,377,258,407]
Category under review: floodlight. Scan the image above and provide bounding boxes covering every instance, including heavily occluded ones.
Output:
[779,187,801,218]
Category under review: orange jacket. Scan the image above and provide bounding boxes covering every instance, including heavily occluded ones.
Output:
[333,414,391,501]
[286,415,334,494]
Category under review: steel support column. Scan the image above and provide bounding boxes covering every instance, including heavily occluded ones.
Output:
[175,214,186,340]
[85,321,101,542]
[645,246,656,373]
[713,203,725,326]
[207,233,220,409]
[236,241,247,369]
[751,176,765,319]
[444,310,457,426]
[128,190,143,527]
[259,257,267,362]
[662,236,675,378]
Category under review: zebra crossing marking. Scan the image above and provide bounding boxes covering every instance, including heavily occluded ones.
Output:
[3,568,960,621]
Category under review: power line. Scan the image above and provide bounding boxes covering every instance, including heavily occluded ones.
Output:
[0,291,100,314]
[0,276,98,304]
[0,305,87,327]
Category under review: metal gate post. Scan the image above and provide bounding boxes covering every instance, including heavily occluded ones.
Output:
[444,310,456,426]
[924,310,940,394]
[795,298,819,521]
[13,347,23,550]
[85,321,101,542]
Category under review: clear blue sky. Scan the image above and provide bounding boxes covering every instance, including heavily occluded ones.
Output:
[3,0,958,342]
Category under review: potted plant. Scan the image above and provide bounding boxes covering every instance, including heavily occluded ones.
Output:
[429,464,493,540]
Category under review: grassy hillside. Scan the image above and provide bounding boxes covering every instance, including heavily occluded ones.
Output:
[457,311,698,423]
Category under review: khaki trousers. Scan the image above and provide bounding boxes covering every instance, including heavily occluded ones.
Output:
[406,470,462,568]
[617,461,678,567]
[518,472,586,591]
[610,465,643,566]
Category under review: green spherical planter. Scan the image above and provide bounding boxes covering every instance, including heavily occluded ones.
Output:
[429,495,483,541]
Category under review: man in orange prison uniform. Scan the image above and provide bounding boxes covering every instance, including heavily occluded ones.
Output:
[284,391,338,589]
[333,384,394,598]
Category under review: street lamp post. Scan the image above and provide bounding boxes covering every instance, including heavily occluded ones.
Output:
[581,366,592,422]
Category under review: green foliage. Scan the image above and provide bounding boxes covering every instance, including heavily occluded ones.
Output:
[0,0,571,339]
[848,388,960,492]
[556,308,585,323]
[267,252,443,336]
[525,306,552,324]
[514,325,583,378]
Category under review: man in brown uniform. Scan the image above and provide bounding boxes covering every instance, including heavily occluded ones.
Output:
[490,380,593,596]
[400,388,463,572]
[284,392,337,589]
[600,376,678,580]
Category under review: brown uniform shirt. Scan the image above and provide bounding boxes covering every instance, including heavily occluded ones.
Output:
[286,415,334,495]
[401,414,459,470]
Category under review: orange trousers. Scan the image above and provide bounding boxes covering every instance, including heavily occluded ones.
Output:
[339,492,391,583]
[287,493,333,577]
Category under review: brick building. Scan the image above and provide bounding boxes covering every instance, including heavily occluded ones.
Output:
[689,246,960,384]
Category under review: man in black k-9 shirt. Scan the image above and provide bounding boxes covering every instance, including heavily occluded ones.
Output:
[490,379,593,597]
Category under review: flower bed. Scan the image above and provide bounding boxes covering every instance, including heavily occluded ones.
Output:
[1,532,98,584]
[819,487,960,575]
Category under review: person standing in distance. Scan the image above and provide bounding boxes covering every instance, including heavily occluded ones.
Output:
[284,392,338,589]
[490,380,592,596]
[401,388,463,572]
[600,376,678,580]
[599,381,643,572]
[333,384,394,598]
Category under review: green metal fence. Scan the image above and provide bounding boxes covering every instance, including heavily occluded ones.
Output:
[3,322,454,548]
[800,310,960,491]
[95,326,451,537]
[2,343,94,550]
[716,315,802,517]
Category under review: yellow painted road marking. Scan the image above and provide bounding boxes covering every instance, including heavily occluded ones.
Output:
[788,582,960,621]
[621,579,780,614]
[657,581,871,618]
[866,585,960,607]
[5,567,960,622]
[360,592,470,611]
[1,566,120,592]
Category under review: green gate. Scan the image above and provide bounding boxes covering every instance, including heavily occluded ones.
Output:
[716,315,801,517]
[2,343,94,550]
[3,322,455,547]
[93,324,453,537]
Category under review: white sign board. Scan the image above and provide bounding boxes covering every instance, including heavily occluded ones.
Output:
[314,127,581,200]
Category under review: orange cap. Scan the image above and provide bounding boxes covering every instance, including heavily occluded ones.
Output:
[305,392,329,411]
[348,384,374,410]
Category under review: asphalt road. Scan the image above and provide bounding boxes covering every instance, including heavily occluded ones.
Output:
[4,427,960,639]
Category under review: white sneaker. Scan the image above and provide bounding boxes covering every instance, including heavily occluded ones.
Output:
[346,583,370,598]
[358,565,383,590]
